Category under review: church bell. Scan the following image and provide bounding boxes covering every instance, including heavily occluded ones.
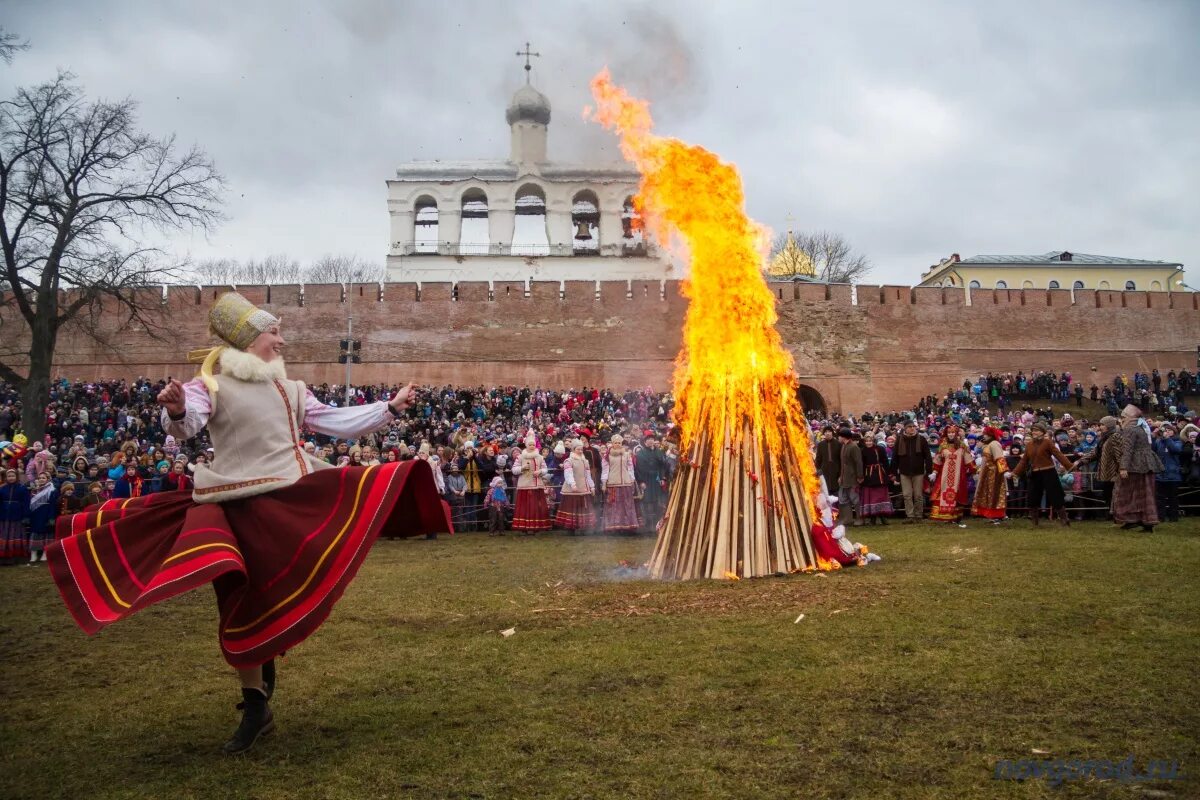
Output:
[574,221,592,240]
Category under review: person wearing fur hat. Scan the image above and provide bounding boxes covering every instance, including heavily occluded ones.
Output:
[601,434,641,532]
[970,427,1010,523]
[555,440,596,533]
[930,424,973,525]
[511,435,552,533]
[45,291,450,754]
[1009,421,1074,526]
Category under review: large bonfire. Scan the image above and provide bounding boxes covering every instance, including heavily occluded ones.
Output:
[588,70,868,579]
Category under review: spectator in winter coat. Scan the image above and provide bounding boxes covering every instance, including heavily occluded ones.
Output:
[1153,423,1183,523]
[892,420,933,523]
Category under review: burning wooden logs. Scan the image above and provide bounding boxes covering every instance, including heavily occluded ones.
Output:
[649,419,819,580]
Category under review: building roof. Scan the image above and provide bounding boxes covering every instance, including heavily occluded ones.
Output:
[957,251,1182,267]
[392,160,640,184]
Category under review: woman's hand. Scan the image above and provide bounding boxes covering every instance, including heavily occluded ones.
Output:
[389,382,416,414]
[1119,469,1129,479]
[157,380,185,418]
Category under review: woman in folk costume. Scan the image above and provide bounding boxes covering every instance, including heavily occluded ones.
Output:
[555,439,596,533]
[858,436,894,525]
[511,435,552,533]
[1009,421,1074,526]
[46,292,449,754]
[601,434,641,532]
[929,425,974,525]
[970,426,1010,523]
[26,472,57,563]
[1111,404,1164,532]
[0,468,31,564]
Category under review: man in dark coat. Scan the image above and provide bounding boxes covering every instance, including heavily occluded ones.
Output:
[815,426,842,493]
[893,419,933,523]
[634,434,670,533]
[837,428,863,527]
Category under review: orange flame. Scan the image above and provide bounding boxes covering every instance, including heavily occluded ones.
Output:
[587,69,822,515]
[722,571,741,581]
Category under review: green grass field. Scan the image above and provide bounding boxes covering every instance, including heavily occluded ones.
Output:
[2,520,1197,799]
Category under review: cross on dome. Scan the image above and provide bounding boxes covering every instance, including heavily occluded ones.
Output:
[516,42,540,84]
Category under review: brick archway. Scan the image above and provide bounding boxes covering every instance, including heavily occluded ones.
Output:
[797,384,827,416]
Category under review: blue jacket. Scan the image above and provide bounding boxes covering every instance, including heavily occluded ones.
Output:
[1153,437,1183,482]
[0,482,30,522]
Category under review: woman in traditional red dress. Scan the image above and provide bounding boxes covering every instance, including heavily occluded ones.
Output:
[554,439,596,533]
[46,292,449,754]
[511,435,552,533]
[930,425,974,525]
[970,426,1010,523]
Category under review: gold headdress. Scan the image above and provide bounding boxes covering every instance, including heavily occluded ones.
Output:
[187,292,281,395]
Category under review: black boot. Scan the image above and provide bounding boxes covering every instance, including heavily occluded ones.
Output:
[1141,524,1155,533]
[262,659,276,701]
[223,687,274,755]
[1030,509,1040,527]
[878,516,888,526]
[1120,522,1138,530]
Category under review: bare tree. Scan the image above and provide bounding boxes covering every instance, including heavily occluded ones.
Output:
[305,254,385,284]
[0,27,30,65]
[0,73,223,441]
[192,254,304,285]
[191,257,242,285]
[805,230,871,284]
[769,230,871,283]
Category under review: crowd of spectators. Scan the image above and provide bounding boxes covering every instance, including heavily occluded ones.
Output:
[0,367,1195,564]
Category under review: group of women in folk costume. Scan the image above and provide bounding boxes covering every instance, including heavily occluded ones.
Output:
[508,433,646,534]
[44,292,450,755]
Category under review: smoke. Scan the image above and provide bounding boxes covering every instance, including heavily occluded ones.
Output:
[593,9,708,119]
[486,6,710,164]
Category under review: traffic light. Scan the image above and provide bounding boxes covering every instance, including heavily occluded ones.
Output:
[339,339,362,364]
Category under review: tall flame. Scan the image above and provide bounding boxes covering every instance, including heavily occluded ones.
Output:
[587,69,822,513]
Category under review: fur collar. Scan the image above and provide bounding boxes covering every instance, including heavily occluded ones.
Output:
[219,348,288,383]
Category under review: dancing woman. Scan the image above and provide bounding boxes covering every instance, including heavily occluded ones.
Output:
[47,292,449,753]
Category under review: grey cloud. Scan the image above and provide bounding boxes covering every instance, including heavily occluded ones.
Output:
[3,0,1196,280]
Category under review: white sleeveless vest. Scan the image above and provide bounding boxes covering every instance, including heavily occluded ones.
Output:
[192,375,333,503]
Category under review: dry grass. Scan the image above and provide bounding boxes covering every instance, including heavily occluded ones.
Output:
[1,519,1198,799]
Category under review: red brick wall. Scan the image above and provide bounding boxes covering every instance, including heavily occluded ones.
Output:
[7,282,1196,414]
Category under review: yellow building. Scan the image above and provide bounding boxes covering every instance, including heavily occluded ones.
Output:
[918,251,1185,292]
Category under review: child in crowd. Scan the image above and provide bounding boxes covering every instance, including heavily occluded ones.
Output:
[485,476,509,536]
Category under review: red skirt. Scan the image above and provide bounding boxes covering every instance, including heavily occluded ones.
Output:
[512,488,551,531]
[554,493,595,531]
[46,461,449,668]
[604,485,642,532]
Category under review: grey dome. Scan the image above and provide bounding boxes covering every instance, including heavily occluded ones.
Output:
[506,84,551,126]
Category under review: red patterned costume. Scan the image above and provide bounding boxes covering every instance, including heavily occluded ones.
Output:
[930,426,974,523]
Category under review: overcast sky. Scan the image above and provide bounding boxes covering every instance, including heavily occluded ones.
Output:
[5,0,1198,284]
